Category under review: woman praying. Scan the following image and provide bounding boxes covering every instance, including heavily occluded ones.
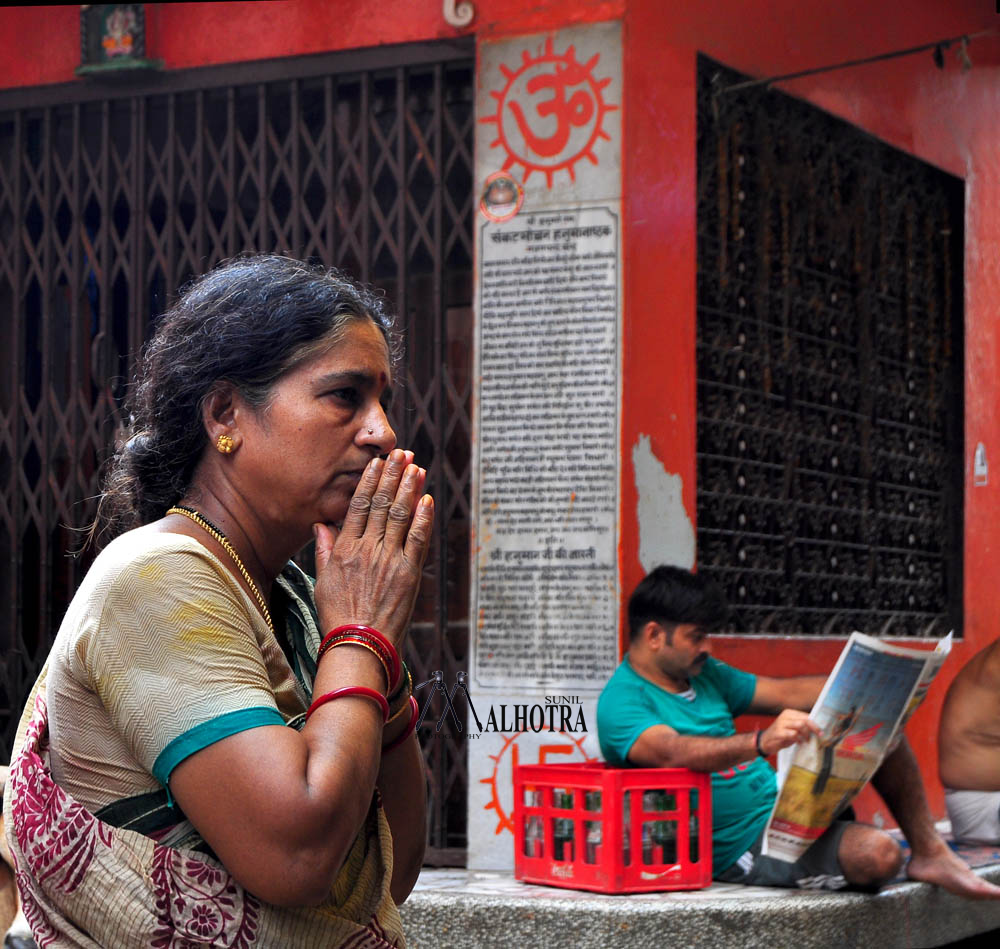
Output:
[3,255,430,947]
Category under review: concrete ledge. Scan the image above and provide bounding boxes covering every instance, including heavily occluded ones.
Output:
[400,866,1000,949]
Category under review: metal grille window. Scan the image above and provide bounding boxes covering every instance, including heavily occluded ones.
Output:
[696,56,964,637]
[0,42,474,861]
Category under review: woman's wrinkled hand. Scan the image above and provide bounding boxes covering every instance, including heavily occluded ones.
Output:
[313,448,434,648]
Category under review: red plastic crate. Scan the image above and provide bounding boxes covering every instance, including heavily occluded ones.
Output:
[513,762,712,893]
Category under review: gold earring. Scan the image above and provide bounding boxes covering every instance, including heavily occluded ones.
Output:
[216,434,235,454]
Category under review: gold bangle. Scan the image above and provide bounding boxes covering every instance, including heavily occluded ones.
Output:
[387,662,412,703]
[386,665,413,720]
[386,694,414,726]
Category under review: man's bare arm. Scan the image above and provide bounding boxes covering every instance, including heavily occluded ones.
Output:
[749,675,826,715]
[628,725,757,771]
[628,710,820,771]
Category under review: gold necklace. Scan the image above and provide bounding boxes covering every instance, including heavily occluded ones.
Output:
[167,505,274,633]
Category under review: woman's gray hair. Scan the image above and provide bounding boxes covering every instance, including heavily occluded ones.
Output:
[93,254,396,543]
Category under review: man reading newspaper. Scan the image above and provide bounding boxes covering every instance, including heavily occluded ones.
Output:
[597,566,1000,897]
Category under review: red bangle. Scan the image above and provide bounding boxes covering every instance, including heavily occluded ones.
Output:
[382,696,419,752]
[318,632,396,691]
[319,636,392,690]
[323,625,400,691]
[307,686,390,723]
[317,632,384,660]
[343,626,400,690]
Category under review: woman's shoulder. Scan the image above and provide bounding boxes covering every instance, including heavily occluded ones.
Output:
[63,525,243,634]
[90,523,231,588]
[54,524,258,668]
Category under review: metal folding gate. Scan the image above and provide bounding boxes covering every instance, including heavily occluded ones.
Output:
[0,40,475,862]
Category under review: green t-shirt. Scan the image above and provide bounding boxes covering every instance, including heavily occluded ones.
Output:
[596,655,777,874]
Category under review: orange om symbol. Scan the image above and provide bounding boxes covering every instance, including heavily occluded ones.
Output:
[507,62,596,158]
[481,36,618,188]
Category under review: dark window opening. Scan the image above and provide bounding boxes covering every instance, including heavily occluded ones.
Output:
[696,55,964,637]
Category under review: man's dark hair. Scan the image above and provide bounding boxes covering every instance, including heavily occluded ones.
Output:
[627,565,730,641]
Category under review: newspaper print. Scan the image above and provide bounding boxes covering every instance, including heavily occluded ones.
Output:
[761,632,952,862]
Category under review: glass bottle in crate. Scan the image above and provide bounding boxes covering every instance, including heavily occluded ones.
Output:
[643,790,675,863]
[523,788,544,857]
[583,790,602,863]
[553,790,574,861]
[655,820,677,862]
[641,821,653,864]
[524,816,544,858]
[689,789,700,862]
[622,792,631,864]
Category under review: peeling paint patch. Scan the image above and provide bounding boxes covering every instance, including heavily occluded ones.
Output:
[632,434,695,573]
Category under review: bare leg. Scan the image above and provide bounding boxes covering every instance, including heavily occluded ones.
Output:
[873,737,1000,900]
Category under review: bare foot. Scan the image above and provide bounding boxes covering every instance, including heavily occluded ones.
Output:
[907,842,1000,900]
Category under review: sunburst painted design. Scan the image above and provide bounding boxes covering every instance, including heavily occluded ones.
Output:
[480,729,596,836]
[479,36,618,188]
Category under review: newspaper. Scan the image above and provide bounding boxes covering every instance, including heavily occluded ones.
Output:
[761,631,952,862]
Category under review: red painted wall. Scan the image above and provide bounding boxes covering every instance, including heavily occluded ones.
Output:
[621,0,1000,826]
[0,1,621,90]
[2,0,997,824]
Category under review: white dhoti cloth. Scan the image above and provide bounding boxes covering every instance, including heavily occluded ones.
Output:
[944,788,1000,844]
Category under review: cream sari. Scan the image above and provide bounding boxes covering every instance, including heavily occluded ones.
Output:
[3,528,404,948]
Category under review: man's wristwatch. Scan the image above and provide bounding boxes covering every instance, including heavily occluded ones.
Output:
[755,728,766,757]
